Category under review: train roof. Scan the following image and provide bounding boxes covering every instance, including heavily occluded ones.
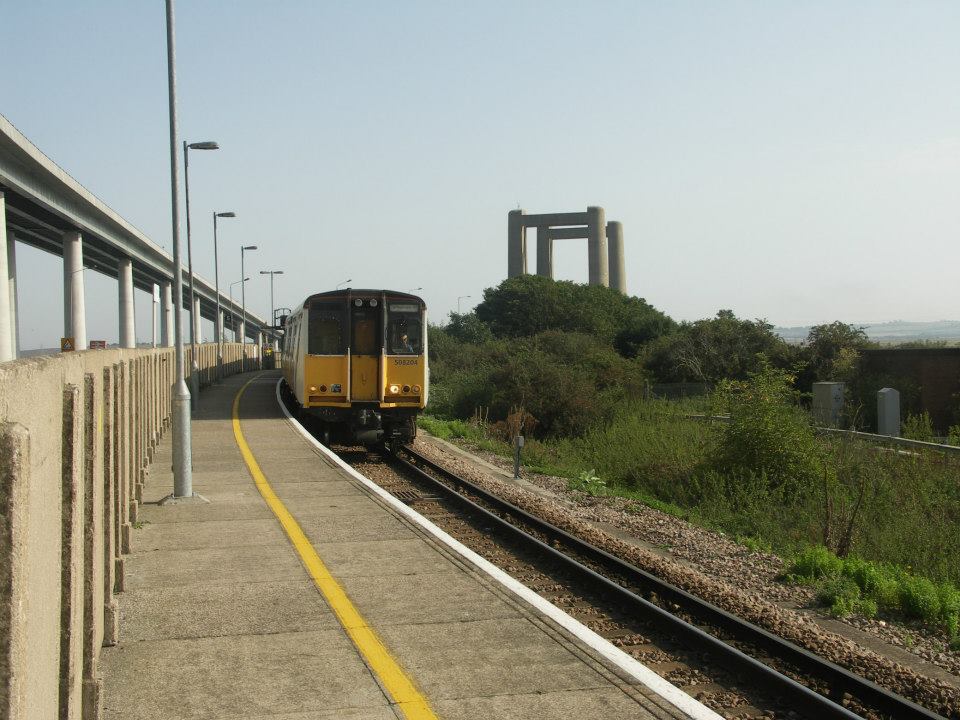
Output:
[291,289,426,315]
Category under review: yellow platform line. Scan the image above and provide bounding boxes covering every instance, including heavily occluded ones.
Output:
[232,378,438,720]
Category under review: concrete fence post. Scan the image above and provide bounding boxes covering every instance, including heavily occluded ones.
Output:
[81,374,104,719]
[0,423,30,720]
[59,385,84,720]
[878,388,901,436]
[101,367,118,644]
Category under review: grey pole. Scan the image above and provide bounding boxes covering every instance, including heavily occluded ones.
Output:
[229,277,248,342]
[260,270,283,360]
[241,246,257,370]
[213,211,235,382]
[183,140,219,404]
[183,141,198,407]
[259,270,283,328]
[165,0,193,498]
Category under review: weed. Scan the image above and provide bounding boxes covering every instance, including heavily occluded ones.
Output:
[568,469,607,496]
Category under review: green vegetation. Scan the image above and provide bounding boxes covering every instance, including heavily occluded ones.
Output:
[787,547,960,638]
[424,276,960,636]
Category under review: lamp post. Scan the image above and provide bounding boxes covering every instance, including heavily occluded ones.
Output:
[183,139,219,407]
[163,0,193,497]
[260,270,283,358]
[259,269,283,327]
[229,277,249,341]
[336,278,352,290]
[241,245,257,369]
[213,211,236,381]
[457,295,472,314]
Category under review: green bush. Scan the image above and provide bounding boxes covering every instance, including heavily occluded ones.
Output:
[900,575,942,623]
[709,360,823,497]
[790,545,844,581]
[902,412,936,443]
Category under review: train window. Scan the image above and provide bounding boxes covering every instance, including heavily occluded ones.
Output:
[351,305,380,355]
[388,304,421,355]
[308,302,344,355]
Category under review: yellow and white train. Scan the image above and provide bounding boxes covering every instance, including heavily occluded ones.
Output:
[280,289,428,445]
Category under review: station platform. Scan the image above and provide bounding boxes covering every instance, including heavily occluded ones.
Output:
[100,370,717,720]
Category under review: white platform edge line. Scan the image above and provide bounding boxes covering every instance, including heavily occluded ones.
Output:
[272,380,723,720]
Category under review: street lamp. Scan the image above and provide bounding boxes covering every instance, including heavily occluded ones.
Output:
[229,277,249,341]
[241,245,258,369]
[183,138,219,407]
[260,270,284,357]
[213,210,236,381]
[336,278,352,290]
[260,269,283,326]
[457,295,472,314]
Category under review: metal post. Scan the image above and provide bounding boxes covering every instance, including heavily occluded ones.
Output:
[213,212,222,380]
[241,247,246,370]
[183,141,200,407]
[513,435,524,479]
[165,0,193,498]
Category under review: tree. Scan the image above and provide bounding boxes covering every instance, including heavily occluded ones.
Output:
[800,321,871,386]
[644,310,794,383]
[474,275,675,348]
[444,312,493,344]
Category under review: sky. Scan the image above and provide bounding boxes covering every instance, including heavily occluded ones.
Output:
[2,1,959,349]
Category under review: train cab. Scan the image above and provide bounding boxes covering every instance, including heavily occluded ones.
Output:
[281,289,428,445]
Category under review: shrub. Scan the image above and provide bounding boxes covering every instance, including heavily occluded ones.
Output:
[709,360,823,497]
[790,545,843,581]
[900,575,942,623]
[902,412,936,443]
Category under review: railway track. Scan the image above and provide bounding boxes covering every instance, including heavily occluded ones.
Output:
[335,441,947,720]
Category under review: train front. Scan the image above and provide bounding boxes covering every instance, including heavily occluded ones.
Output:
[300,289,428,445]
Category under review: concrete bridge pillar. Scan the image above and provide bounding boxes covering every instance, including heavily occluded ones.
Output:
[218,309,225,343]
[161,281,173,347]
[536,227,553,279]
[0,191,13,360]
[507,209,527,278]
[63,230,87,349]
[586,206,608,287]
[606,221,625,294]
[192,296,202,344]
[118,257,135,348]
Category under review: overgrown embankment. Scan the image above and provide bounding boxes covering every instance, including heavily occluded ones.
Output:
[428,276,960,641]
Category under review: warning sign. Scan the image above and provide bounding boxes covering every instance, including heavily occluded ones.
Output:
[61,337,75,352]
[89,340,107,350]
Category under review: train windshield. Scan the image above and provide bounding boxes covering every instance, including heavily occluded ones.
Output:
[308,302,344,355]
[388,302,422,355]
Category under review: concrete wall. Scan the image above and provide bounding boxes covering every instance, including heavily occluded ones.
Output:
[0,342,260,720]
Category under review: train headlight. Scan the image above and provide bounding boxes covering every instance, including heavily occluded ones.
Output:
[309,385,317,392]
[412,385,421,394]
[389,384,400,394]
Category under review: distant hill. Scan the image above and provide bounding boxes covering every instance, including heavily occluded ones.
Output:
[775,320,960,345]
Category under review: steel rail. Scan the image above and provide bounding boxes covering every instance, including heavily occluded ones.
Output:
[394,446,944,720]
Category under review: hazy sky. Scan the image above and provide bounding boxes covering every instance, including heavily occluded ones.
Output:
[3,1,959,348]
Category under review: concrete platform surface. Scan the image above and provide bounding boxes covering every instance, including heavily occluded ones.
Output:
[100,371,711,720]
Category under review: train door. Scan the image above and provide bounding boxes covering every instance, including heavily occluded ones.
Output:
[349,297,381,401]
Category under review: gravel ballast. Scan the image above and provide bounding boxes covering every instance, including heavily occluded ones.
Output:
[411,434,960,719]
